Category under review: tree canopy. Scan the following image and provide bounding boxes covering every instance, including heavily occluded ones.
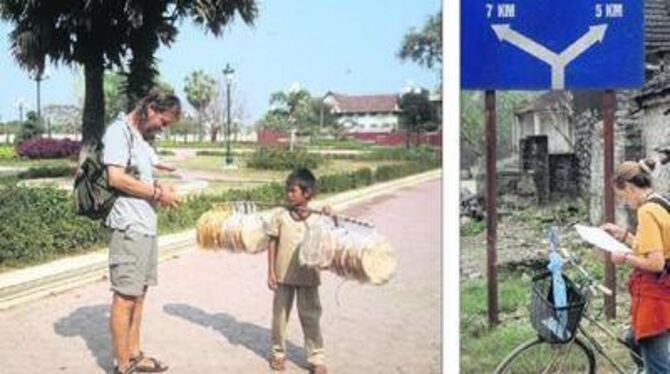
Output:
[1,0,258,147]
[398,11,442,72]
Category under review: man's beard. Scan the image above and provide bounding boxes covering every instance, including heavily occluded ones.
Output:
[138,121,161,142]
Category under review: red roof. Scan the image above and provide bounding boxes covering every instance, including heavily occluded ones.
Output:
[327,92,399,114]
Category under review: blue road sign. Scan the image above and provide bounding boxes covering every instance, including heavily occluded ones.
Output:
[461,0,643,90]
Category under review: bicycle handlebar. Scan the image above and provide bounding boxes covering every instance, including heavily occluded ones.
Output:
[557,246,613,296]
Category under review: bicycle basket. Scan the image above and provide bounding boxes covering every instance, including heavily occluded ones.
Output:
[530,271,586,344]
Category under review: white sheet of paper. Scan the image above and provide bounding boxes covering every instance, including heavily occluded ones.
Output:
[574,224,633,253]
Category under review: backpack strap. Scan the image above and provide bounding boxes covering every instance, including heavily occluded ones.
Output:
[647,193,670,215]
[122,122,136,170]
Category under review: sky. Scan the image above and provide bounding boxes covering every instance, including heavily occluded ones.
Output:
[0,0,441,125]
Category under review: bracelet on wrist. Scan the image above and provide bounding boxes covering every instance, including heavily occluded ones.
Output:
[156,185,163,201]
[620,231,628,243]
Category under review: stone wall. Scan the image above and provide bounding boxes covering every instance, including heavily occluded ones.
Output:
[573,110,598,199]
[549,154,578,199]
[520,135,550,203]
[640,103,670,193]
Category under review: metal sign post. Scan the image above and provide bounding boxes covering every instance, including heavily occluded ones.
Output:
[602,90,617,319]
[485,90,499,325]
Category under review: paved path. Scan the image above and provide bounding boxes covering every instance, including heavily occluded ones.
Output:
[0,180,441,374]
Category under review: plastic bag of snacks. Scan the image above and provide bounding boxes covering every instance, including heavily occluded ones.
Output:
[196,207,233,250]
[196,202,271,253]
[299,216,338,268]
[299,216,397,285]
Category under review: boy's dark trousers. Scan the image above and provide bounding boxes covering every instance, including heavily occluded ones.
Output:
[271,283,325,366]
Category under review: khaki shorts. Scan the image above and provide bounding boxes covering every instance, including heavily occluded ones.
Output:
[108,229,158,297]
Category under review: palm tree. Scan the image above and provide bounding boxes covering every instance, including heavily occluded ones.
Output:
[1,0,258,153]
[1,0,130,150]
[184,70,217,142]
[269,87,312,132]
[123,0,258,108]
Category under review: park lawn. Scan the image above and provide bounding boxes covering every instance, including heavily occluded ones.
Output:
[174,155,400,180]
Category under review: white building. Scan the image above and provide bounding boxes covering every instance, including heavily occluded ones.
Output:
[323,92,401,133]
[514,91,574,155]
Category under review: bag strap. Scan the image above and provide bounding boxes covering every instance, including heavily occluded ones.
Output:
[647,193,670,214]
[645,193,670,275]
[123,122,136,170]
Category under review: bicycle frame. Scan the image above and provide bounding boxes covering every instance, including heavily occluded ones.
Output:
[559,246,644,373]
[577,310,642,373]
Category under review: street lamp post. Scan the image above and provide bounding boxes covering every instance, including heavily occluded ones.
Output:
[222,63,235,165]
[32,68,50,120]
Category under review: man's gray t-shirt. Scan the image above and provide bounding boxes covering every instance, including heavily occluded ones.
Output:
[102,119,157,236]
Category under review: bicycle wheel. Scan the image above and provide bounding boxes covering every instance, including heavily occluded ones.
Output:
[495,337,596,374]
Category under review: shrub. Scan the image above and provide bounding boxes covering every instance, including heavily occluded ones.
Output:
[157,150,175,156]
[323,147,441,163]
[0,186,108,266]
[0,146,16,160]
[461,220,485,237]
[375,160,440,182]
[246,148,325,170]
[195,150,246,157]
[0,162,440,267]
[16,138,81,159]
[17,111,45,142]
[17,164,77,179]
[318,168,375,194]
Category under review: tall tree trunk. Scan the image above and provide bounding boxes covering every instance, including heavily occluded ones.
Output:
[80,59,106,164]
[198,111,203,142]
[210,126,219,143]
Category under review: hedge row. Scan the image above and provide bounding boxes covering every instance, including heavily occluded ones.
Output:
[324,147,440,162]
[0,186,108,266]
[158,140,257,149]
[17,165,77,179]
[16,138,81,159]
[246,148,326,170]
[0,162,440,267]
[195,150,247,157]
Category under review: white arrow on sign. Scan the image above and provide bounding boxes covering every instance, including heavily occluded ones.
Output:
[558,25,608,65]
[491,24,608,89]
[491,24,558,63]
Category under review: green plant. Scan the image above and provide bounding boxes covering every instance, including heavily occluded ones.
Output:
[17,111,45,142]
[195,150,247,157]
[461,220,485,237]
[0,186,108,267]
[157,150,175,156]
[17,164,76,179]
[246,148,325,170]
[0,146,16,160]
[0,161,438,269]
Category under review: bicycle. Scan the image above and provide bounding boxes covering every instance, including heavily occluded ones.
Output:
[495,229,643,374]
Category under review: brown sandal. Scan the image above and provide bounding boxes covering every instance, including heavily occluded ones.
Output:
[131,351,169,373]
[113,360,138,374]
[269,356,286,371]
